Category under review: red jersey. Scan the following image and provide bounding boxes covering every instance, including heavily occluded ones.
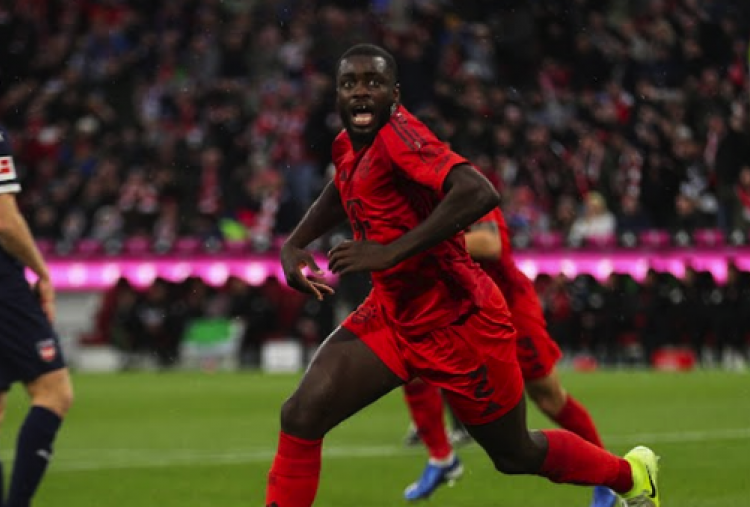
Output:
[474,208,538,308]
[332,105,498,335]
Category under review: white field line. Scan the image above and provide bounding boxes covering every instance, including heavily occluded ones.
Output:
[4,427,749,473]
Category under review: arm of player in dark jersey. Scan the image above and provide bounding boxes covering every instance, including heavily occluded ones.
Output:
[0,194,51,281]
[387,164,500,264]
[0,194,56,321]
[281,180,347,299]
[466,220,501,260]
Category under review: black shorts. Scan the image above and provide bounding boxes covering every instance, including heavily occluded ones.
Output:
[0,281,66,392]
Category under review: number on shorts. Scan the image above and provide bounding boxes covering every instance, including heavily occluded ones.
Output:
[469,365,495,400]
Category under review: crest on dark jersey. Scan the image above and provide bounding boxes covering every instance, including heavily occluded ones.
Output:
[37,339,57,362]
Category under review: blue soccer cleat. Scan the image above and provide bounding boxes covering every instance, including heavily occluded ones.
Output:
[590,485,620,507]
[403,456,464,501]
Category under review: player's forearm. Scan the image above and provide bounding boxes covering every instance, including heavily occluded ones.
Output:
[388,165,500,264]
[285,180,348,249]
[0,211,50,280]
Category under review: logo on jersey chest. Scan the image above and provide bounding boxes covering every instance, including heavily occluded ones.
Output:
[37,339,58,362]
[0,156,16,181]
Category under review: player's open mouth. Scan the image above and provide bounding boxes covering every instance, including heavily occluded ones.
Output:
[351,104,375,127]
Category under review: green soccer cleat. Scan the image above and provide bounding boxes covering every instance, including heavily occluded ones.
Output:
[620,446,660,507]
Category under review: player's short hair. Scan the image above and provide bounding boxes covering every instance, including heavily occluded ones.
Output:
[337,43,398,83]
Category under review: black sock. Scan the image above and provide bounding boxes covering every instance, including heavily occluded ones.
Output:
[6,406,62,507]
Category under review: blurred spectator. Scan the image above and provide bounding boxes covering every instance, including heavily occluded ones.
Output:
[225,276,279,368]
[716,263,750,367]
[540,274,576,354]
[634,269,671,363]
[732,165,750,228]
[670,191,712,233]
[616,194,651,235]
[132,277,184,368]
[569,192,616,245]
[601,273,638,365]
[107,280,144,367]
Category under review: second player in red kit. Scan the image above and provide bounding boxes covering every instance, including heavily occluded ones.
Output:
[475,208,563,381]
[402,207,619,507]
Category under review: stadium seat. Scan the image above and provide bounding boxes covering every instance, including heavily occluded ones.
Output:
[122,236,152,255]
[531,231,564,249]
[74,238,104,257]
[173,237,202,255]
[693,228,726,247]
[584,234,617,248]
[638,230,671,248]
[223,240,249,254]
[35,239,54,256]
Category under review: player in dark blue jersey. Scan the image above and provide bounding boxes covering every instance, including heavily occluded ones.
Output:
[0,126,74,507]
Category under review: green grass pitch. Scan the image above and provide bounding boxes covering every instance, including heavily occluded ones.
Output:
[2,370,749,506]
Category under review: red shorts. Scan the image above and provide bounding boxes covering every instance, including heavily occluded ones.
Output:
[511,299,562,381]
[342,286,524,426]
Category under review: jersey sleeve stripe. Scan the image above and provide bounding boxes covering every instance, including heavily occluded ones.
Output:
[391,121,428,149]
[0,183,20,194]
[389,122,418,150]
[390,122,429,162]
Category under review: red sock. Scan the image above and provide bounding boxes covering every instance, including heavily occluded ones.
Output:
[266,432,322,507]
[552,395,604,448]
[540,429,633,494]
[403,382,452,460]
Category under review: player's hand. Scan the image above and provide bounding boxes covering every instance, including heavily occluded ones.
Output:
[35,277,56,323]
[328,240,397,274]
[280,244,335,301]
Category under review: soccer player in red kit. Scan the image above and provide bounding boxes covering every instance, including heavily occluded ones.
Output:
[265,43,660,507]
[402,207,619,507]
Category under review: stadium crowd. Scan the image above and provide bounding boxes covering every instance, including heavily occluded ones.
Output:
[3,0,750,251]
[83,264,750,370]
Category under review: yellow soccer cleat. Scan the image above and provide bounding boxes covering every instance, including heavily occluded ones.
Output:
[620,446,660,507]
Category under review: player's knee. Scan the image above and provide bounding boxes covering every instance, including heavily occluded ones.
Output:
[279,393,328,440]
[55,382,74,415]
[29,372,74,417]
[39,385,73,417]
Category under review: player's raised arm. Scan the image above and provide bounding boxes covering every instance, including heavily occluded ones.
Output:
[466,217,502,260]
[280,180,347,299]
[387,163,500,264]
